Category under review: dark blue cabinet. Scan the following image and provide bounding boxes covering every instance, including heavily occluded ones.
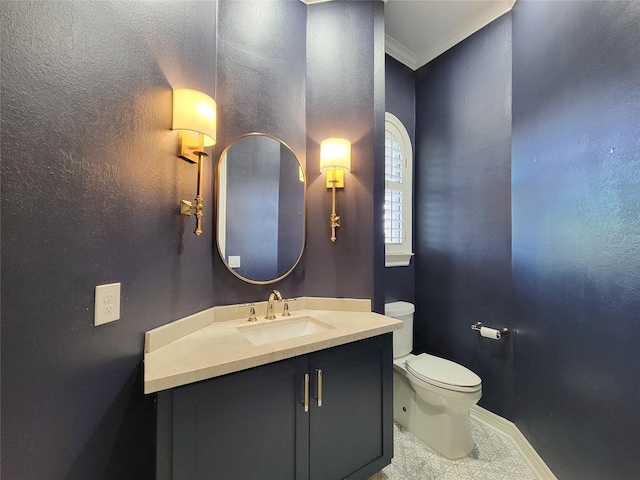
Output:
[157,334,393,480]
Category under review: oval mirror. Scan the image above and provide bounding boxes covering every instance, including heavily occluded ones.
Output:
[216,133,306,284]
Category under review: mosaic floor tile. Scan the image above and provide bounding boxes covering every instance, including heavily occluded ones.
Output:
[369,421,537,480]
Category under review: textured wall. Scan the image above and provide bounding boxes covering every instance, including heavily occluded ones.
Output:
[305,1,385,311]
[511,1,640,478]
[214,0,384,305]
[1,1,385,478]
[412,1,640,477]
[384,56,416,306]
[213,0,308,302]
[1,2,217,478]
[414,15,514,418]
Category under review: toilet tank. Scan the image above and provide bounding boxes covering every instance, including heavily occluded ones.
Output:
[385,301,415,359]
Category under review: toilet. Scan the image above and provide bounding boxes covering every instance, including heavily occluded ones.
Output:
[386,301,482,459]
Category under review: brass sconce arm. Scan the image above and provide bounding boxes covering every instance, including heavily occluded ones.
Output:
[329,169,342,242]
[179,133,208,236]
[320,138,351,242]
[172,89,216,237]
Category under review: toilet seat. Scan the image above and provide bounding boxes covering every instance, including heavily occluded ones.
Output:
[406,354,481,393]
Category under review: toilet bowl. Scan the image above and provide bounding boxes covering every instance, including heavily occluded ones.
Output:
[386,302,482,459]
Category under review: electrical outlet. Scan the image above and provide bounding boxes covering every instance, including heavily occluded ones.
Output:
[95,283,120,326]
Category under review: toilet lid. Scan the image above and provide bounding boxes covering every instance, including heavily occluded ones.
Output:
[406,354,481,392]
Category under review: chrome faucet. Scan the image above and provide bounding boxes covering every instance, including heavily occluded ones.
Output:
[265,290,283,319]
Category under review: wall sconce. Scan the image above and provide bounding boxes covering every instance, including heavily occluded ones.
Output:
[172,88,217,236]
[320,138,351,242]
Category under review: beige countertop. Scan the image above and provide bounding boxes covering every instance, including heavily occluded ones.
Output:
[144,297,403,394]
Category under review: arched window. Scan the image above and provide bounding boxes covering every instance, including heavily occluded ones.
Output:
[384,112,414,267]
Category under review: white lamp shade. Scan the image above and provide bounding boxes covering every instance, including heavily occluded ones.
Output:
[172,89,216,146]
[320,138,351,172]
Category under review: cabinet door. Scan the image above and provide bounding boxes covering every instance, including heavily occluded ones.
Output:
[169,356,310,480]
[308,334,393,480]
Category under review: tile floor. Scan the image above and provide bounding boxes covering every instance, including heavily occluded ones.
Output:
[369,420,537,480]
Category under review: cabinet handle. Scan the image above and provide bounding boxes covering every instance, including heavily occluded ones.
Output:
[316,369,323,407]
[303,373,309,412]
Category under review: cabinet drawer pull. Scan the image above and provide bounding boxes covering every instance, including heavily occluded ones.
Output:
[316,369,323,407]
[303,373,309,412]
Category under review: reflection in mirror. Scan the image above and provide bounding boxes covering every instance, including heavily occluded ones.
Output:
[216,133,305,284]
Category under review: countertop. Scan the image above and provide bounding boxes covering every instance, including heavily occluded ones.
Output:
[144,297,403,394]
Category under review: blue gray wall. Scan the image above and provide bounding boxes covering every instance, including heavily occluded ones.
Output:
[511,1,640,478]
[414,14,514,417]
[1,2,218,478]
[384,56,416,306]
[0,1,384,479]
[214,0,308,300]
[305,1,386,313]
[411,1,640,477]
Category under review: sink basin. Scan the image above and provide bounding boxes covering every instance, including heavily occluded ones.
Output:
[237,316,334,345]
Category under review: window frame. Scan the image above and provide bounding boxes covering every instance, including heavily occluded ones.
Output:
[384,112,414,267]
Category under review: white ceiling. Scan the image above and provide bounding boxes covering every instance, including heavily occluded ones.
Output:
[384,0,516,70]
[302,0,516,71]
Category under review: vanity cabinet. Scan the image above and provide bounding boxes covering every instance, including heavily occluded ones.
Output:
[156,334,393,480]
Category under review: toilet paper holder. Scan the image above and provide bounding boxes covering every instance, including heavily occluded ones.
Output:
[471,322,509,339]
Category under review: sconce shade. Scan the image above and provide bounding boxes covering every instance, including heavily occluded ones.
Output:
[172,89,216,146]
[320,138,351,172]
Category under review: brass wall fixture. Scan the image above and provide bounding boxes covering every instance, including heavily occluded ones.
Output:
[172,89,217,236]
[320,138,351,242]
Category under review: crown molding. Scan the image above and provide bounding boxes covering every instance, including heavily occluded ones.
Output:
[386,0,516,71]
[384,34,418,70]
[414,0,515,69]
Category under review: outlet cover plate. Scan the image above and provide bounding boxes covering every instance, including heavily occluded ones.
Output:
[95,283,121,326]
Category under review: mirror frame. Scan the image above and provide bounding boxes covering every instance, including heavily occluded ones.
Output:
[215,132,306,285]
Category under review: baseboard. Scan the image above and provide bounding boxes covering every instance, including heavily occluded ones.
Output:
[471,406,557,480]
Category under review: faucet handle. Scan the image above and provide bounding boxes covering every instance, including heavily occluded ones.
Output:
[240,303,257,322]
[281,298,296,317]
